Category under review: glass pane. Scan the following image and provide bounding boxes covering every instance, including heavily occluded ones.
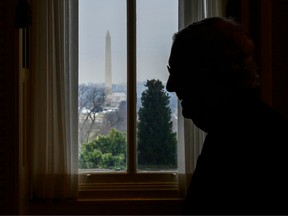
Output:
[136,0,178,171]
[78,0,127,172]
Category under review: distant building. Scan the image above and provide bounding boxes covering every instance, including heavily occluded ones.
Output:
[110,92,127,108]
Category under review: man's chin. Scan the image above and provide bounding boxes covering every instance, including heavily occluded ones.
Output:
[182,110,209,132]
[182,109,192,119]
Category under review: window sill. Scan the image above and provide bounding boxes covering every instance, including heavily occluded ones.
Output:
[78,172,181,200]
[26,198,185,215]
[78,183,180,200]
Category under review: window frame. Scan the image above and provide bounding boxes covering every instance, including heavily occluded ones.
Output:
[78,0,181,200]
[78,0,226,200]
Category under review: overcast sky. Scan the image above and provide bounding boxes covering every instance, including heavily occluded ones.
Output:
[79,0,178,84]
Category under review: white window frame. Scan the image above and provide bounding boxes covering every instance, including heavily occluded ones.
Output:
[78,0,226,200]
[78,0,179,200]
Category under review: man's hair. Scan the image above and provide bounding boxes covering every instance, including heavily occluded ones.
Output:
[172,17,260,89]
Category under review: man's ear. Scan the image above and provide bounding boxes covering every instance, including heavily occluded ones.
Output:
[243,60,260,88]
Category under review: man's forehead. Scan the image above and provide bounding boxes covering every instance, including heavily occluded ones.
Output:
[168,53,210,71]
[168,49,191,69]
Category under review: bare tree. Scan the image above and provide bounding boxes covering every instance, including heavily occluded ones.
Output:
[78,83,128,148]
[78,83,106,145]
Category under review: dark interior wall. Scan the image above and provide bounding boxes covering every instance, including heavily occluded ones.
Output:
[0,0,20,214]
[256,0,288,120]
[226,0,288,120]
[271,0,288,120]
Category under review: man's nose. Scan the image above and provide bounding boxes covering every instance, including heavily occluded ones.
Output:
[166,76,175,92]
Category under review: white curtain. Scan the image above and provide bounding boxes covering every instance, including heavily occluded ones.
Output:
[177,0,224,197]
[30,0,78,199]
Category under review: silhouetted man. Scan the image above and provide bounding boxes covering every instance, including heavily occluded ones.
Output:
[166,17,288,215]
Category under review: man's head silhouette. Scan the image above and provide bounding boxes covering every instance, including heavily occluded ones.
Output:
[166,17,259,131]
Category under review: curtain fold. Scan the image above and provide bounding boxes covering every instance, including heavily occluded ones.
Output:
[30,0,78,199]
[177,0,223,198]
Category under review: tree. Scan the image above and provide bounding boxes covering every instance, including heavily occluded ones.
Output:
[137,79,177,170]
[78,83,127,147]
[78,83,106,145]
[79,128,126,170]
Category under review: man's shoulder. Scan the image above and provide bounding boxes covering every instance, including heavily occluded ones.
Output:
[254,100,288,127]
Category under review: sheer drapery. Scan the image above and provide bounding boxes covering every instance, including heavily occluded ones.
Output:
[30,0,78,199]
[177,0,224,197]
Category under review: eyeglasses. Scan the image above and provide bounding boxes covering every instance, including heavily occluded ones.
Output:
[167,65,170,71]
[167,65,177,80]
[167,65,172,74]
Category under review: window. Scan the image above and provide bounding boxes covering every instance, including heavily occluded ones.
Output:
[27,0,226,201]
[78,0,179,199]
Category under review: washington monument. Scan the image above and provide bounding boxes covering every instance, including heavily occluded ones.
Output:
[105,30,112,91]
[105,30,112,107]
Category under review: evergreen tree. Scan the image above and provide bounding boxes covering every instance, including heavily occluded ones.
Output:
[137,79,177,169]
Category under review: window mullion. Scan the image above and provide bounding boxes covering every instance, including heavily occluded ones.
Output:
[127,0,137,174]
